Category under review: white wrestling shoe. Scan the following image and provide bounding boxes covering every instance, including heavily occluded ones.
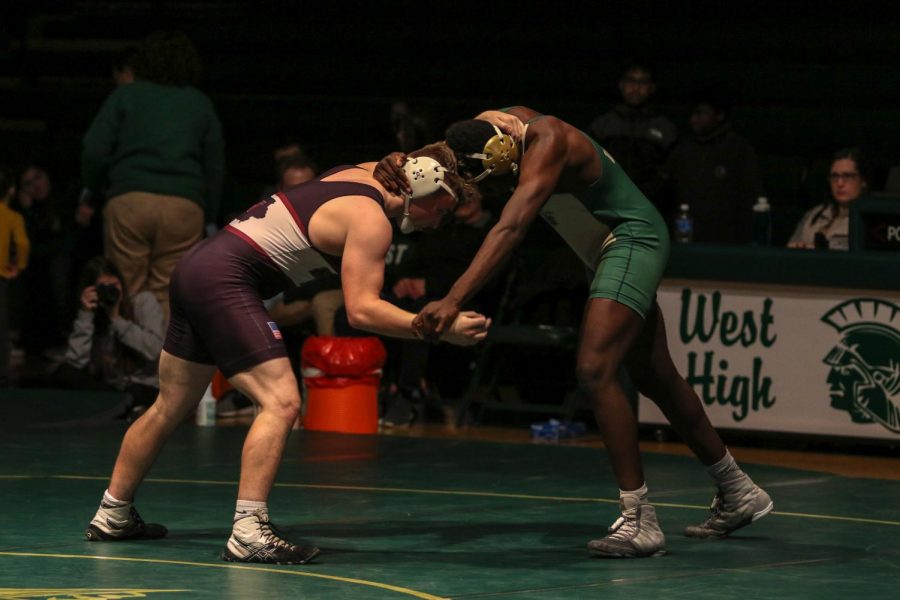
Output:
[588,494,666,558]
[223,512,320,564]
[85,497,167,541]
[684,474,773,538]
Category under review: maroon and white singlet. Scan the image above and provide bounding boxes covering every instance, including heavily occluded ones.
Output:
[163,166,384,376]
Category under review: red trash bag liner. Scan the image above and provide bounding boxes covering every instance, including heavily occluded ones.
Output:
[301,336,387,389]
[301,336,385,434]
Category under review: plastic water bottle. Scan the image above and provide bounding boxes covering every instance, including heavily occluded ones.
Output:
[674,203,694,243]
[196,384,217,426]
[751,196,772,246]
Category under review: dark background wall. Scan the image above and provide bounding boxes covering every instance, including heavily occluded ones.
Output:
[2,0,900,228]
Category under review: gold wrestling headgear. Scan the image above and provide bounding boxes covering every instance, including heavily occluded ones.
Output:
[399,156,457,234]
[463,124,520,182]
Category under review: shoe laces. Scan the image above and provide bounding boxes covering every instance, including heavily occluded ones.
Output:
[701,489,746,528]
[606,507,638,541]
[128,508,145,527]
[256,519,295,550]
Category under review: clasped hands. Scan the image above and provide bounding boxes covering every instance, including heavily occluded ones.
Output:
[412,297,491,346]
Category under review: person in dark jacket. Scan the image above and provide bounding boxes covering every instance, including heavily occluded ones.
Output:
[661,87,765,243]
[588,64,677,209]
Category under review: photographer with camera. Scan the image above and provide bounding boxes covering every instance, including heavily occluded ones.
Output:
[53,256,164,419]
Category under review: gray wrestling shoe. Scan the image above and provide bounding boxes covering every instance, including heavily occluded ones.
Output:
[588,495,666,558]
[684,475,773,538]
[85,499,167,541]
[223,512,320,564]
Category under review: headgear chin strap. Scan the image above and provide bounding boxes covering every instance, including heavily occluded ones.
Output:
[464,124,520,183]
[399,156,457,234]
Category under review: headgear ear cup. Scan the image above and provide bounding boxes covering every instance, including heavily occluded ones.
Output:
[464,124,521,182]
[399,156,457,233]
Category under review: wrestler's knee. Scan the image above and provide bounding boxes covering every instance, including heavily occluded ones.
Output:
[262,389,301,424]
[575,355,618,397]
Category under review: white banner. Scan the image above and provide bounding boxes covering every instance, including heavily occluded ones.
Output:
[639,280,900,440]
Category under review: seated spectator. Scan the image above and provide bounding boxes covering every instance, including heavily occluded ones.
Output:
[588,63,677,208]
[661,86,765,243]
[787,147,870,250]
[52,256,164,419]
[258,140,317,199]
[0,167,30,387]
[276,152,318,191]
[14,163,72,352]
[111,46,138,87]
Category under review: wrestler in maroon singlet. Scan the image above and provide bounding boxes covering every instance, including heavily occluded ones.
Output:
[164,166,382,376]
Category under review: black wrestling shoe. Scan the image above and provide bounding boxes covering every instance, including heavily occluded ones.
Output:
[222,513,320,565]
[85,504,168,541]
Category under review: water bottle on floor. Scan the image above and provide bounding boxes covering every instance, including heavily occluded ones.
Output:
[196,384,217,426]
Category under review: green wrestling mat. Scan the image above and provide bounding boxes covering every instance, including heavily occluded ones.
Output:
[0,390,897,599]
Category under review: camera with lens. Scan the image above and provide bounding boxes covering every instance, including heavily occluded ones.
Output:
[96,283,121,308]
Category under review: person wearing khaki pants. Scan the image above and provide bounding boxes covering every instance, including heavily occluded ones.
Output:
[104,192,204,320]
[82,32,224,324]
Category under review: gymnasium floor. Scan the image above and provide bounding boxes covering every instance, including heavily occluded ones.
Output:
[1,390,897,599]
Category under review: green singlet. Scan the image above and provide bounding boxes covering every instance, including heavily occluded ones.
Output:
[576,133,669,319]
[524,115,670,319]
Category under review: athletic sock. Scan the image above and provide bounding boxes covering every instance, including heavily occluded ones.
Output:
[100,489,133,521]
[706,450,746,485]
[104,489,131,506]
[234,499,268,523]
[619,483,649,505]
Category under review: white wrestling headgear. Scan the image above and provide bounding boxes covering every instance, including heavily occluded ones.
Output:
[399,156,457,234]
[464,124,520,183]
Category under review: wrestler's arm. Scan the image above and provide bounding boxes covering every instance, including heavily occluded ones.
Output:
[340,206,489,344]
[340,211,421,339]
[441,118,567,307]
[475,106,542,139]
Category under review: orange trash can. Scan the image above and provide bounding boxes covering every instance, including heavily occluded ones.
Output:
[301,336,386,434]
[211,369,233,399]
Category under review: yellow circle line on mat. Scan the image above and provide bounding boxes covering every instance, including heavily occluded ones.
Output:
[0,552,447,600]
[13,474,900,528]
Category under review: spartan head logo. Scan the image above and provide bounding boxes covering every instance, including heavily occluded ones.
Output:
[821,298,900,433]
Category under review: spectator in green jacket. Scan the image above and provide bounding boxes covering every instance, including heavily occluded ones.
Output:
[82,30,224,319]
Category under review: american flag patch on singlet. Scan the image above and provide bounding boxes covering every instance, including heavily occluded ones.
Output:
[267,321,283,340]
